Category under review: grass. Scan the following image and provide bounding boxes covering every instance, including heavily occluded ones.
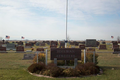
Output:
[0,44,120,80]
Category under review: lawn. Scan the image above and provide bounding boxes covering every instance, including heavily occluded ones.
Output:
[0,44,120,80]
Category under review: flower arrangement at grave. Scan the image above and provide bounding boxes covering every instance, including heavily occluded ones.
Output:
[33,53,45,63]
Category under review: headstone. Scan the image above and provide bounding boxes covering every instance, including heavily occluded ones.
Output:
[18,41,23,45]
[112,41,118,45]
[79,45,85,49]
[40,42,45,46]
[85,39,97,47]
[101,41,106,44]
[50,41,57,48]
[112,45,119,49]
[36,42,40,46]
[22,54,36,60]
[6,43,16,50]
[25,43,32,48]
[16,46,24,53]
[36,48,44,53]
[113,49,120,54]
[74,42,79,46]
[0,46,7,53]
[99,45,107,50]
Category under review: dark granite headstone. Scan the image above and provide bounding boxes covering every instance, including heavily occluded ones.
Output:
[36,48,44,51]
[112,41,118,45]
[22,54,36,60]
[85,39,97,47]
[25,43,32,48]
[102,41,106,44]
[99,45,107,50]
[0,46,7,53]
[113,49,120,54]
[112,45,119,49]
[50,41,58,48]
[79,45,85,49]
[18,41,23,45]
[16,46,24,53]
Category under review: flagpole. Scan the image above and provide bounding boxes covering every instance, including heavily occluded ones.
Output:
[65,0,68,48]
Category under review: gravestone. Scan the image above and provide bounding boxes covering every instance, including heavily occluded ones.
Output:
[25,43,32,48]
[99,45,107,50]
[6,43,16,51]
[0,46,7,53]
[112,45,119,49]
[36,42,40,46]
[59,42,65,48]
[112,41,118,45]
[23,54,36,60]
[79,45,85,49]
[40,42,45,46]
[36,48,44,53]
[80,41,85,44]
[46,41,50,45]
[16,46,25,53]
[85,39,97,47]
[74,42,79,46]
[50,41,58,48]
[18,41,23,45]
[113,49,120,54]
[101,41,106,44]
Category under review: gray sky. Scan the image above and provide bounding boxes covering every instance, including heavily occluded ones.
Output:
[0,0,120,40]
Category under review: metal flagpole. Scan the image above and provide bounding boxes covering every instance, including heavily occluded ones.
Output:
[65,0,68,48]
[65,0,68,66]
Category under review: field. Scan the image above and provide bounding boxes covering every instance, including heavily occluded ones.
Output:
[0,43,120,80]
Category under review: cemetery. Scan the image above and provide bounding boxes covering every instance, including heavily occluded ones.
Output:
[0,40,120,79]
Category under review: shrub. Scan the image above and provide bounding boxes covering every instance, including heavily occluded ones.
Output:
[33,53,45,63]
[27,62,45,74]
[81,53,98,65]
[45,63,64,77]
[63,68,79,77]
[76,62,99,75]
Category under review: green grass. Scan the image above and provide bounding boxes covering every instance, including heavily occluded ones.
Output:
[0,44,120,80]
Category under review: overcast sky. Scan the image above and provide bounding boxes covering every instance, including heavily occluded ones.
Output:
[0,0,120,40]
